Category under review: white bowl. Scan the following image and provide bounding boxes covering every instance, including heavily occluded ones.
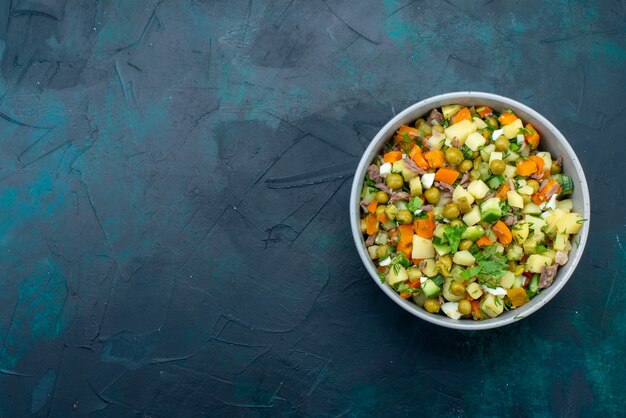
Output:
[350,92,590,330]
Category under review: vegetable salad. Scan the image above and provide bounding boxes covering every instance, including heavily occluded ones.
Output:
[360,104,584,320]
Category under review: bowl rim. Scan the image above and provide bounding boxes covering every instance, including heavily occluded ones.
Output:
[349,91,591,330]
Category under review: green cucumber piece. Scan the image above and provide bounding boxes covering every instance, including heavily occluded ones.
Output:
[462,225,486,241]
[421,279,441,298]
[553,174,573,195]
[480,197,502,223]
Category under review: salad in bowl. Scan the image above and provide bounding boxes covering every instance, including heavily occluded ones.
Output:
[354,95,588,327]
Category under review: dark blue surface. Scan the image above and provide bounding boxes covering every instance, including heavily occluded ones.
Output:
[0,0,624,416]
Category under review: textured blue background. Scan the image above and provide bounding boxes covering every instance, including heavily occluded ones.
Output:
[0,0,624,416]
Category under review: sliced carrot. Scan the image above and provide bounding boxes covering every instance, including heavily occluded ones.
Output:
[516,160,537,177]
[507,288,530,307]
[476,235,494,248]
[366,200,378,214]
[424,149,445,169]
[397,224,414,258]
[384,151,403,163]
[529,156,544,174]
[398,125,421,138]
[413,212,436,239]
[476,106,493,118]
[471,300,482,320]
[453,107,471,124]
[400,291,411,299]
[408,278,421,287]
[376,213,388,223]
[408,145,422,161]
[496,184,510,201]
[498,112,518,126]
[411,149,430,170]
[365,214,378,235]
[434,167,460,185]
[493,221,512,245]
[524,123,540,149]
[532,179,562,204]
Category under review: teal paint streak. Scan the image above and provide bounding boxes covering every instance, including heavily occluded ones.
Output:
[31,369,56,413]
[0,259,67,369]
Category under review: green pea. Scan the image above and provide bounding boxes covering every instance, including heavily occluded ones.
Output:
[459,159,473,173]
[397,210,413,224]
[443,203,460,219]
[424,298,441,313]
[386,173,404,189]
[450,281,466,296]
[494,137,509,152]
[458,299,472,315]
[459,239,473,251]
[489,159,506,175]
[445,147,464,165]
[424,187,440,204]
[376,191,389,203]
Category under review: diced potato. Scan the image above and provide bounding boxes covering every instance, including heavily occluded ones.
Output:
[517,185,534,195]
[465,132,486,151]
[421,258,438,277]
[556,199,573,213]
[554,232,569,251]
[556,212,584,234]
[453,186,475,206]
[526,254,552,273]
[523,236,539,255]
[387,265,408,285]
[409,177,423,196]
[473,117,487,129]
[480,144,496,162]
[442,277,465,302]
[462,206,482,227]
[434,223,446,239]
[368,245,380,259]
[489,152,503,163]
[393,160,417,182]
[523,202,542,215]
[503,151,520,163]
[407,266,421,282]
[442,104,463,119]
[453,250,476,266]
[543,250,556,265]
[544,208,566,235]
[511,222,530,244]
[525,215,547,232]
[503,164,517,179]
[412,235,435,259]
[467,180,489,199]
[507,190,524,209]
[500,271,515,289]
[466,282,483,299]
[503,118,523,139]
[445,120,477,144]
[412,292,426,307]
[536,151,552,172]
[506,244,523,261]
[427,130,446,150]
[481,294,504,317]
